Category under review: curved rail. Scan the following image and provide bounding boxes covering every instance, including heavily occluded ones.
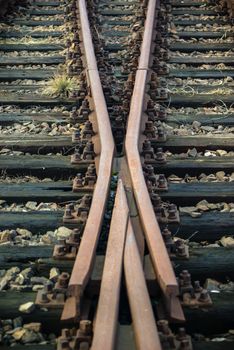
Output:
[125,0,179,297]
[62,0,115,319]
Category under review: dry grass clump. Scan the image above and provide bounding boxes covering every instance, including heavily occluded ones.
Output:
[43,74,80,98]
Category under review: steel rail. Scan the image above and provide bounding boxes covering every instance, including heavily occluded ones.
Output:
[91,180,129,350]
[124,218,162,350]
[125,0,179,298]
[62,0,115,320]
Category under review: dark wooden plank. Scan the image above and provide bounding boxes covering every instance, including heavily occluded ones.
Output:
[171,0,215,6]
[160,182,234,205]
[0,135,72,153]
[168,212,234,241]
[0,31,63,39]
[0,291,61,333]
[193,342,234,350]
[169,69,234,78]
[0,290,233,334]
[0,43,63,52]
[1,246,234,281]
[0,55,64,65]
[102,20,132,26]
[100,10,134,15]
[0,337,233,350]
[172,9,225,15]
[152,157,234,176]
[0,69,56,80]
[33,1,61,5]
[153,136,234,152]
[2,20,63,26]
[168,94,234,107]
[28,9,64,15]
[0,94,77,106]
[0,346,53,350]
[173,19,231,26]
[166,113,234,126]
[174,247,234,282]
[176,31,233,39]
[0,181,88,203]
[0,211,64,232]
[0,112,70,124]
[183,292,234,334]
[169,56,234,65]
[0,155,88,177]
[0,245,53,265]
[0,211,232,240]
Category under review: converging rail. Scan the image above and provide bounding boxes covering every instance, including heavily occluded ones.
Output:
[60,0,183,346]
[62,0,115,321]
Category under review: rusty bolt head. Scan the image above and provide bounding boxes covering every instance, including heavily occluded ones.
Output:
[167,204,178,220]
[39,291,49,304]
[194,280,203,293]
[199,289,210,303]
[157,320,170,335]
[63,207,73,220]
[79,320,92,335]
[158,174,167,188]
[151,193,161,207]
[155,148,167,164]
[57,272,70,288]
[176,240,187,257]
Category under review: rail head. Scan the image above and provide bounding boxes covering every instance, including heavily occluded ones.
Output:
[63,0,115,317]
[125,0,179,297]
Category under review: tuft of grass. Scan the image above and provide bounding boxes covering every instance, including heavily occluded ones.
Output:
[43,74,80,98]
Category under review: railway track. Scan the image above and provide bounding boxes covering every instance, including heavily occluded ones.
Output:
[0,0,233,349]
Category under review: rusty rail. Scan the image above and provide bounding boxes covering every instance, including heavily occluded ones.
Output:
[62,0,115,320]
[125,0,180,304]
[91,180,129,350]
[124,218,162,350]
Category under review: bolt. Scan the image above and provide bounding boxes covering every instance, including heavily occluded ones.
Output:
[62,329,71,339]
[199,289,210,303]
[177,328,187,341]
[151,193,161,208]
[74,173,83,187]
[194,281,203,293]
[155,148,167,164]
[176,240,187,257]
[167,204,178,220]
[79,320,92,335]
[157,320,170,335]
[39,291,49,304]
[72,129,80,142]
[63,206,74,220]
[158,174,167,189]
